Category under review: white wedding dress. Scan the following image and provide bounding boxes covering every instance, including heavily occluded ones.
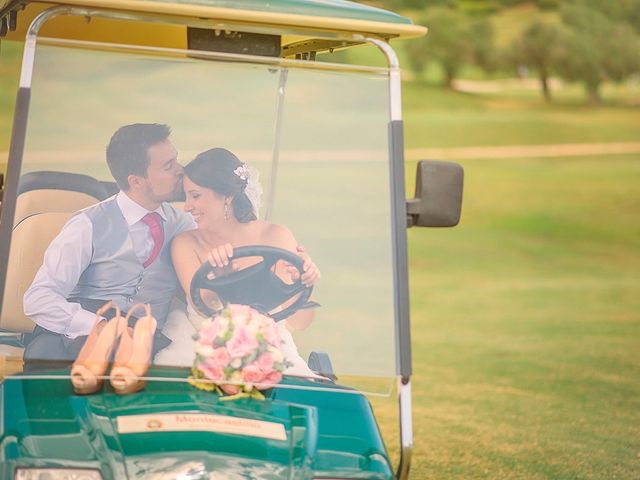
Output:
[154,304,317,378]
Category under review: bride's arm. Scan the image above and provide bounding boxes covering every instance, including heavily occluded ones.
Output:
[171,232,205,311]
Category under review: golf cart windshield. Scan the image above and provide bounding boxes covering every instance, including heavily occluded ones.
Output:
[0,37,397,396]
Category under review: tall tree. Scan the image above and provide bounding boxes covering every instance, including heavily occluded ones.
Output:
[405,38,430,79]
[570,0,640,33]
[420,7,470,88]
[603,23,640,83]
[512,20,564,101]
[468,17,497,75]
[556,4,640,104]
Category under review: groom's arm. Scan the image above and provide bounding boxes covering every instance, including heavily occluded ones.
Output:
[23,213,98,338]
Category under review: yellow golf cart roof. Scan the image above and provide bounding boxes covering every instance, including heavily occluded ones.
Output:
[0,0,426,54]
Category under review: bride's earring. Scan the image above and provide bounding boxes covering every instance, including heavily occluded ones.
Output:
[224,203,229,221]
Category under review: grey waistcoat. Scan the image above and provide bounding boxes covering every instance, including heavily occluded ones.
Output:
[69,197,191,328]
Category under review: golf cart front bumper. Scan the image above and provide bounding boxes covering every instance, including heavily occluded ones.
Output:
[0,372,394,479]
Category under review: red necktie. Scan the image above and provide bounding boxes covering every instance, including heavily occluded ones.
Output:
[142,212,164,268]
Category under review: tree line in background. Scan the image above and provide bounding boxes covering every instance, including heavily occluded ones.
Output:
[385,0,640,103]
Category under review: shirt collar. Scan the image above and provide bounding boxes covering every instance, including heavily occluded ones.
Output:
[116,191,167,226]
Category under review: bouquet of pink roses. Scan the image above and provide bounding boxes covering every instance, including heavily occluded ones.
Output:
[189,304,290,399]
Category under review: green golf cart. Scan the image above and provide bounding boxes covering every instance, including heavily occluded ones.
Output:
[0,1,463,478]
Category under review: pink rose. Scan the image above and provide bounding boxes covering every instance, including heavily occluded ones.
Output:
[264,371,282,384]
[198,359,224,381]
[212,347,230,367]
[220,383,241,395]
[257,371,282,390]
[242,364,265,384]
[198,320,220,345]
[226,324,259,359]
[261,322,281,346]
[256,352,274,373]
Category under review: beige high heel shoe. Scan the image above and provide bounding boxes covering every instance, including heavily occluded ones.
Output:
[109,303,157,395]
[71,302,124,395]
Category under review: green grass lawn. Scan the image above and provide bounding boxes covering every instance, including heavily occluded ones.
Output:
[401,154,640,478]
[403,81,640,148]
[398,54,640,479]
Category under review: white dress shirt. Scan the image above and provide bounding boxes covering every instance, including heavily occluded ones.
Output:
[23,192,170,339]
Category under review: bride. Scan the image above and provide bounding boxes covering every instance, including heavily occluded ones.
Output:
[154,148,321,376]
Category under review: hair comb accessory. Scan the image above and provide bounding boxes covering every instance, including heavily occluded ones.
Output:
[233,164,250,181]
[243,165,263,219]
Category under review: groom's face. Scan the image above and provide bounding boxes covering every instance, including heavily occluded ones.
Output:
[141,139,184,202]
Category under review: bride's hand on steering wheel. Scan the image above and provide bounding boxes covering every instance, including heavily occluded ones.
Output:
[191,245,317,321]
[206,243,238,277]
[288,245,321,287]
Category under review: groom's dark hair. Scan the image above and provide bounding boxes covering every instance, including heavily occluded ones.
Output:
[106,123,171,190]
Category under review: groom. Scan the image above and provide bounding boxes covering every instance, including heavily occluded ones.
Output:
[23,123,195,363]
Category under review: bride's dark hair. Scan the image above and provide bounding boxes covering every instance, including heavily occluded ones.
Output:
[184,148,257,223]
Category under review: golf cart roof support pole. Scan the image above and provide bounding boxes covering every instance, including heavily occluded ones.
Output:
[364,36,413,480]
[0,6,72,317]
[265,68,289,221]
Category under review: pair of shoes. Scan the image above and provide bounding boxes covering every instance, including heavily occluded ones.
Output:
[70,302,157,395]
[110,303,157,395]
[70,302,124,395]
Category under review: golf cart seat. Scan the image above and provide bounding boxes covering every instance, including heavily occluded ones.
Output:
[0,212,73,334]
[14,171,111,225]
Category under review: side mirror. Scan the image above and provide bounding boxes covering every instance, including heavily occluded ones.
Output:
[407,160,463,228]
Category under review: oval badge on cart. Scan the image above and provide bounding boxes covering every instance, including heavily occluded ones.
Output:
[117,413,287,441]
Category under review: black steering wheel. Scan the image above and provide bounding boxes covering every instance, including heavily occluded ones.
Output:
[190,245,318,321]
